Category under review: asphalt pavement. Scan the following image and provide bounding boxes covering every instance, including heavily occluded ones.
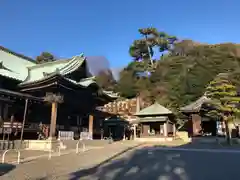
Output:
[74,146,240,180]
[0,141,142,180]
[1,141,240,180]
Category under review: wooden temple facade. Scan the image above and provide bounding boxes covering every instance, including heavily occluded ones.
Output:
[97,96,151,140]
[134,102,176,141]
[0,46,118,141]
[180,95,220,137]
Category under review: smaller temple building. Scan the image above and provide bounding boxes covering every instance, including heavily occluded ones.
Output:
[180,95,220,137]
[134,102,176,141]
[98,96,149,140]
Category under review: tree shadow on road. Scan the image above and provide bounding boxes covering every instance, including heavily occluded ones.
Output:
[68,142,240,180]
[69,145,191,180]
[0,163,16,176]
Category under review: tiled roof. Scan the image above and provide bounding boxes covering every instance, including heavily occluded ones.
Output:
[180,95,210,113]
[21,54,85,85]
[0,47,36,81]
[102,90,119,98]
[0,46,36,63]
[135,102,172,116]
[64,76,96,87]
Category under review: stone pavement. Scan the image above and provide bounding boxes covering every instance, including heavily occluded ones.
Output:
[0,141,143,179]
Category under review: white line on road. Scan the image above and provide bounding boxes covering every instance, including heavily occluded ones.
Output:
[145,147,240,153]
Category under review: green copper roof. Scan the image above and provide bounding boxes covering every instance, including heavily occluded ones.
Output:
[65,78,118,99]
[102,90,119,98]
[0,48,36,81]
[135,102,172,116]
[64,76,97,87]
[0,48,118,100]
[21,54,85,85]
[78,77,97,87]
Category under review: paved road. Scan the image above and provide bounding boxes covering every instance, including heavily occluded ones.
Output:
[2,141,240,180]
[0,141,142,180]
[74,146,240,180]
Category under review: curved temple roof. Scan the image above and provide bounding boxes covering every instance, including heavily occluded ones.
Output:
[21,54,85,85]
[0,47,119,100]
[18,54,119,99]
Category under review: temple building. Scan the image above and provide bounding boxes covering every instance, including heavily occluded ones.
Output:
[0,46,118,142]
[98,96,151,139]
[180,95,219,137]
[134,102,176,142]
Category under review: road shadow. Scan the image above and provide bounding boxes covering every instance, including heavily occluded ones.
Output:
[68,143,143,179]
[68,141,240,180]
[0,163,16,176]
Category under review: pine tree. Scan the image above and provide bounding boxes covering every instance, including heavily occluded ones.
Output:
[205,73,240,143]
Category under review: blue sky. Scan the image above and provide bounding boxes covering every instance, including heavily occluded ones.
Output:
[0,0,240,69]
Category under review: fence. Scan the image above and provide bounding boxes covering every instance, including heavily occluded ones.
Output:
[58,131,74,140]
[80,132,92,140]
[2,149,21,164]
[76,140,86,153]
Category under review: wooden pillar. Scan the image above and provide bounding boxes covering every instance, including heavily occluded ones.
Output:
[20,99,28,145]
[123,125,126,141]
[0,103,2,118]
[77,115,80,134]
[164,122,168,137]
[49,102,58,139]
[3,104,8,120]
[133,124,137,140]
[173,124,176,138]
[89,114,93,139]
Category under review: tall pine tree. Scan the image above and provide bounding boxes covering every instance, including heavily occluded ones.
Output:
[205,73,240,143]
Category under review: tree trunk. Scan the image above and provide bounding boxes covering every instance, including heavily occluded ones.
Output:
[224,120,231,145]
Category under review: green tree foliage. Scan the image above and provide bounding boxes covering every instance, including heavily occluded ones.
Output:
[129,27,177,72]
[204,73,240,142]
[115,69,137,98]
[114,27,240,122]
[36,52,56,64]
[96,70,116,91]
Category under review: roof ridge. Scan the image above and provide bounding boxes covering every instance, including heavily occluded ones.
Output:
[28,59,70,69]
[28,53,85,70]
[0,46,36,63]
[59,56,85,75]
[80,76,96,81]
